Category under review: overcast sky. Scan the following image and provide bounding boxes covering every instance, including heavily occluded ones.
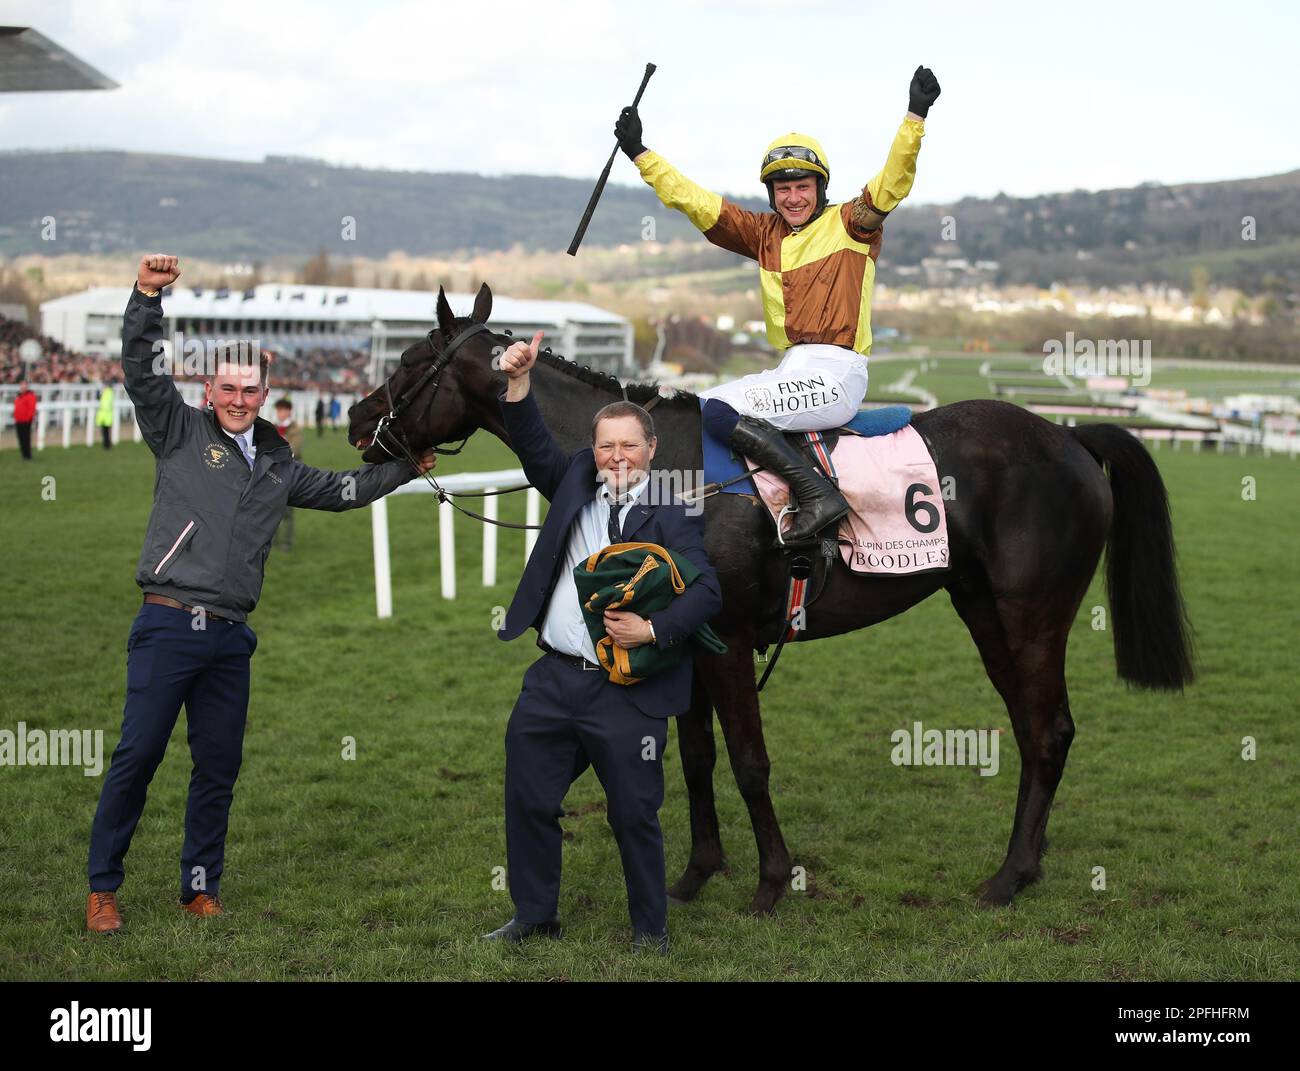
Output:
[2,0,1296,205]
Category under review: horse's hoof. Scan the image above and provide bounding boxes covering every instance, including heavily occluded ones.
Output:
[667,873,704,904]
[747,883,785,916]
[669,855,728,904]
[975,879,1016,908]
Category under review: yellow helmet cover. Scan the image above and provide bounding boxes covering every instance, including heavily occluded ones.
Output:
[759,133,831,183]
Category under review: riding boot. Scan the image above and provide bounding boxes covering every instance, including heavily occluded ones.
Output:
[729,415,850,547]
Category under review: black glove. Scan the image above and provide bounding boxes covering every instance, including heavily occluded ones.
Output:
[908,65,941,118]
[614,105,647,160]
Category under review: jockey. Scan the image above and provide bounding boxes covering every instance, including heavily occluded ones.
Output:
[616,66,941,545]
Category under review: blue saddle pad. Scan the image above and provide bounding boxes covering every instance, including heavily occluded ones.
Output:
[700,401,913,497]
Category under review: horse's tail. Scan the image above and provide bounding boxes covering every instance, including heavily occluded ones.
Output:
[1071,424,1195,691]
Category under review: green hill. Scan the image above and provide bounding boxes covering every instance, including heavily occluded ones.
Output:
[1,149,1298,294]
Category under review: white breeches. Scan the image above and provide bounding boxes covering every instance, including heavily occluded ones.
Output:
[698,344,868,431]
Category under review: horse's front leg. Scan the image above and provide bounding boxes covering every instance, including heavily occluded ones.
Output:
[699,637,792,915]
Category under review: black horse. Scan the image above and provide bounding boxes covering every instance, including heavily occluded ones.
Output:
[348,284,1194,911]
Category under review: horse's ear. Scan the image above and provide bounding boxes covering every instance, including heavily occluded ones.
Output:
[471,282,492,324]
[435,285,456,339]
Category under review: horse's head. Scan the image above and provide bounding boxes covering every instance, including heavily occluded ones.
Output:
[348,283,509,465]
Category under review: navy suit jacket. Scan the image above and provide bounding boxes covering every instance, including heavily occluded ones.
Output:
[496,389,723,717]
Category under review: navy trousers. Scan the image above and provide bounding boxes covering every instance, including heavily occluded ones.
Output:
[88,602,256,901]
[505,653,671,935]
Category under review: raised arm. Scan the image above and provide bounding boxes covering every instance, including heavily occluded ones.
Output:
[121,254,192,457]
[850,66,941,235]
[616,105,768,261]
[497,330,573,500]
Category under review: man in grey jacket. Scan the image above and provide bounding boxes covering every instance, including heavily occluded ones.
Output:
[86,254,435,934]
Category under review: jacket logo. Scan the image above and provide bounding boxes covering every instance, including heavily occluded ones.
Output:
[203,443,231,469]
[743,387,775,414]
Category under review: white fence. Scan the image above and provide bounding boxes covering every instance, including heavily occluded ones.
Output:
[0,385,364,449]
[370,469,540,618]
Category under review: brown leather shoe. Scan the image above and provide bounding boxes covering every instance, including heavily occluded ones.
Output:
[86,891,122,934]
[180,893,224,917]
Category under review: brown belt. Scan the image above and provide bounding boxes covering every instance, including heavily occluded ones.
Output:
[144,593,238,624]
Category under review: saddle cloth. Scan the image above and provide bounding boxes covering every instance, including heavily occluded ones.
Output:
[746,426,950,576]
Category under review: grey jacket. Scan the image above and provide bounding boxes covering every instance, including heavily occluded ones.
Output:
[122,286,416,621]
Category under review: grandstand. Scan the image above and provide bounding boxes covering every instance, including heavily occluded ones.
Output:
[39,285,634,383]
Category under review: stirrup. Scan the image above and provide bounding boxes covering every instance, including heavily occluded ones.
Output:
[775,503,798,547]
[775,503,827,548]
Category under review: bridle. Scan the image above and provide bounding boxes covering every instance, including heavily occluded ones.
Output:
[372,321,491,463]
[369,320,547,530]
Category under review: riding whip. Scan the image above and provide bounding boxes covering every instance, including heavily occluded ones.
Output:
[566,62,656,256]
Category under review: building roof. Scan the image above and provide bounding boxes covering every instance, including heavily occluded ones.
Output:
[40,285,628,327]
[0,27,118,92]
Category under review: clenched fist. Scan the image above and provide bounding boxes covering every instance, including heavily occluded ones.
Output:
[138,254,181,291]
[614,105,647,161]
[908,65,941,119]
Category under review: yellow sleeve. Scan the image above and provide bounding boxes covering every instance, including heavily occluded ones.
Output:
[864,117,925,214]
[635,150,724,231]
[635,150,766,261]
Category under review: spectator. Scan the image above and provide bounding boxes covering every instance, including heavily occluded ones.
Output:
[272,397,303,550]
[329,394,341,429]
[12,379,36,460]
[315,396,325,438]
[85,253,436,935]
[95,381,115,449]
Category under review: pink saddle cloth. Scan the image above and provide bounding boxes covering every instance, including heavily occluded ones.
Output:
[747,425,950,576]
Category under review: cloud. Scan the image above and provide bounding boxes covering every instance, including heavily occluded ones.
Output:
[1,0,1297,203]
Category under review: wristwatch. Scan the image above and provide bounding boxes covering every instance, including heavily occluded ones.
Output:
[647,620,657,644]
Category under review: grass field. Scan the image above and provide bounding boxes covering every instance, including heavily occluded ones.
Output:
[1,377,1297,980]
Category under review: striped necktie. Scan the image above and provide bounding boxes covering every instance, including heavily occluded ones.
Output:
[236,432,254,469]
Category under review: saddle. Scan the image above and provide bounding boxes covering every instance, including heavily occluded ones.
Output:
[698,403,914,500]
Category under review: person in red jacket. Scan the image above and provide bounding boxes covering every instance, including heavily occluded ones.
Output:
[12,381,37,461]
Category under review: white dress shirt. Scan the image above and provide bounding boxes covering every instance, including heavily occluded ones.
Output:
[539,471,652,661]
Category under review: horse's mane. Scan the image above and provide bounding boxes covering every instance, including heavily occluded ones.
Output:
[534,347,699,412]
[420,314,702,413]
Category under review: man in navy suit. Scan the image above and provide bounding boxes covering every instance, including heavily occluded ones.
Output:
[484,330,722,953]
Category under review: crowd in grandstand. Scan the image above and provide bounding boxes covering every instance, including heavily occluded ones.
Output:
[0,315,104,384]
[260,346,371,391]
[1,315,370,391]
